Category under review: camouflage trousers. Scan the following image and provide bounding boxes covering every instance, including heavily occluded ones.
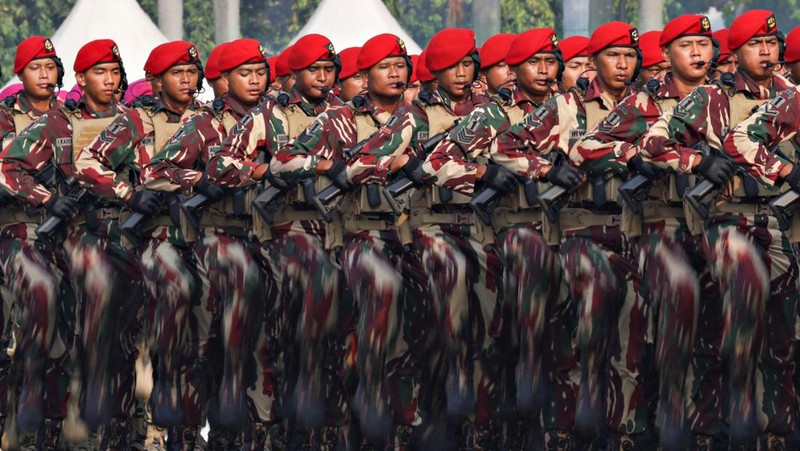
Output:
[194,227,276,426]
[495,221,576,431]
[341,227,430,435]
[266,219,353,428]
[412,220,503,425]
[0,223,74,428]
[560,224,650,435]
[139,230,213,428]
[63,219,144,428]
[703,210,798,439]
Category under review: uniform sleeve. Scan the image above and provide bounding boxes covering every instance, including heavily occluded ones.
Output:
[722,89,800,186]
[142,114,212,192]
[207,101,289,188]
[0,113,60,206]
[640,86,718,173]
[348,104,428,185]
[73,112,139,200]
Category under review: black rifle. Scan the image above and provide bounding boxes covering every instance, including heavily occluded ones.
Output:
[536,171,605,223]
[382,120,461,209]
[470,175,539,226]
[36,176,87,244]
[119,191,181,243]
[181,188,251,233]
[683,145,760,220]
[252,178,315,224]
[311,137,374,222]
[769,189,800,231]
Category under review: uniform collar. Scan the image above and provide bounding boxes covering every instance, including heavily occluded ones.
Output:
[219,93,252,119]
[75,96,125,118]
[584,77,634,110]
[733,68,791,99]
[15,91,59,115]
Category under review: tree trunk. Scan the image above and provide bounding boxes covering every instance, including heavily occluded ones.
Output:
[638,0,663,32]
[588,0,614,33]
[447,0,465,28]
[158,0,183,40]
[214,0,241,42]
[562,0,590,37]
[472,0,500,45]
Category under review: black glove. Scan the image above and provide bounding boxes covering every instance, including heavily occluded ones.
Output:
[783,166,800,192]
[43,195,79,219]
[693,155,735,185]
[326,161,353,190]
[127,189,162,215]
[264,166,289,191]
[543,165,583,188]
[194,174,226,201]
[627,154,666,180]
[402,156,428,185]
[481,164,519,193]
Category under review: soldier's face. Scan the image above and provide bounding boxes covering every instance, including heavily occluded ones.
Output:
[735,35,780,82]
[435,56,476,101]
[339,72,367,102]
[640,62,671,85]
[591,46,638,94]
[209,77,228,98]
[293,61,337,101]
[277,74,296,93]
[366,56,408,99]
[789,61,800,85]
[403,81,420,104]
[76,62,121,108]
[484,62,514,94]
[224,62,268,107]
[561,56,595,91]
[512,52,560,101]
[19,58,58,101]
[664,36,713,84]
[157,64,199,105]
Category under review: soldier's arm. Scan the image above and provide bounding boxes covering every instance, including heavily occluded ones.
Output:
[347,104,427,185]
[73,112,139,200]
[142,114,209,192]
[723,89,800,186]
[0,113,59,206]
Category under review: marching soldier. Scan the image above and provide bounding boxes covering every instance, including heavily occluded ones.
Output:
[0,35,69,447]
[490,21,645,448]
[205,42,231,98]
[337,47,367,102]
[476,33,516,98]
[640,10,798,448]
[784,26,800,84]
[573,14,717,449]
[142,37,278,450]
[558,36,594,92]
[638,30,670,85]
[710,29,736,79]
[72,40,206,449]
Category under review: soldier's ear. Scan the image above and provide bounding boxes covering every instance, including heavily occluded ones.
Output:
[662,46,671,65]
[75,72,87,88]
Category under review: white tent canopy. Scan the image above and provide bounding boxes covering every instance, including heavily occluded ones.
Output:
[289,0,423,54]
[2,0,182,99]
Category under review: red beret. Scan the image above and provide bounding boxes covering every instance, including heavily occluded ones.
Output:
[639,31,665,68]
[785,26,800,64]
[660,14,713,46]
[358,33,408,71]
[728,10,778,51]
[713,29,731,62]
[267,56,278,83]
[218,38,267,73]
[506,29,558,66]
[205,43,229,81]
[144,40,201,77]
[73,39,122,72]
[275,45,293,77]
[14,36,58,74]
[587,21,640,55]
[559,36,590,62]
[289,34,336,71]
[338,47,362,80]
[479,33,516,68]
[425,28,477,72]
[417,51,435,82]
[409,55,420,83]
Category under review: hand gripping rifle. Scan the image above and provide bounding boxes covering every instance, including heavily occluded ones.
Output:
[312,136,374,223]
[470,170,539,226]
[683,143,759,220]
[36,176,87,244]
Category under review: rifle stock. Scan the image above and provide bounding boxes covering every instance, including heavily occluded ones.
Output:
[769,189,800,231]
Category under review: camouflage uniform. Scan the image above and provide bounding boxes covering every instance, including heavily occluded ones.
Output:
[72,96,204,447]
[275,93,430,446]
[144,93,284,447]
[426,86,574,447]
[0,91,71,443]
[492,78,648,443]
[209,88,346,446]
[574,73,714,441]
[350,88,502,447]
[641,70,797,446]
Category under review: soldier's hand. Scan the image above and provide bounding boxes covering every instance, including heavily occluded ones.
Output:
[544,165,583,188]
[327,161,353,190]
[194,174,226,201]
[481,164,518,193]
[264,166,289,191]
[43,195,79,219]
[783,165,800,192]
[402,156,428,185]
[627,154,666,180]
[693,155,735,185]
[127,189,162,215]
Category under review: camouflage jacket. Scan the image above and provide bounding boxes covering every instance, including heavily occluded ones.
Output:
[0,98,127,207]
[640,69,791,174]
[348,87,489,185]
[206,87,341,187]
[142,93,254,193]
[490,77,633,178]
[73,98,204,200]
[423,87,543,195]
[0,91,61,151]
[272,95,392,183]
